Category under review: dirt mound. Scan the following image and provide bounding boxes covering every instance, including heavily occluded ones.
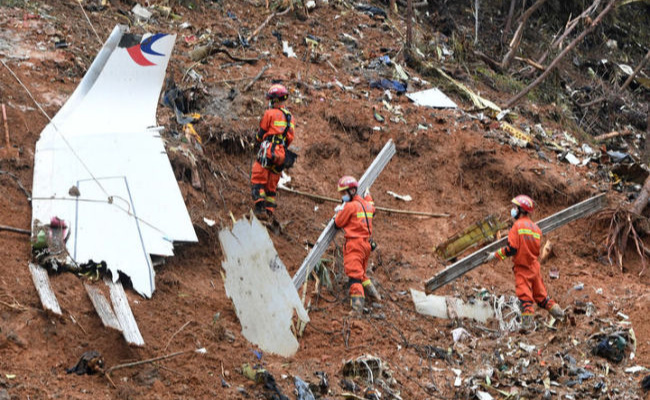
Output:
[460,146,593,206]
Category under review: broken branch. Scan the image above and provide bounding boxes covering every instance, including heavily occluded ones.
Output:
[501,0,547,69]
[242,64,270,92]
[105,348,206,375]
[504,0,619,108]
[163,320,193,352]
[246,7,291,44]
[0,224,30,235]
[594,130,633,141]
[278,186,450,217]
[620,49,650,92]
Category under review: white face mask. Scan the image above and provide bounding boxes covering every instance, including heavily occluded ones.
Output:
[510,207,519,219]
[342,194,351,202]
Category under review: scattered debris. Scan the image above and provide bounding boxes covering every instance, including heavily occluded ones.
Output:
[435,214,507,262]
[591,333,628,363]
[386,191,411,202]
[406,88,457,109]
[203,217,216,227]
[282,41,296,58]
[67,351,104,375]
[369,79,406,94]
[451,327,471,342]
[294,376,316,400]
[410,289,495,323]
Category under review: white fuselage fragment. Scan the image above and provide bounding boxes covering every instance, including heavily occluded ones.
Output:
[31,25,197,298]
[219,216,309,357]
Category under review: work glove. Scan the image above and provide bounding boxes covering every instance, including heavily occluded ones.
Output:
[484,252,496,263]
[334,204,344,213]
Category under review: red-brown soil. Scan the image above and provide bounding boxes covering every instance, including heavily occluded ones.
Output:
[1,1,649,399]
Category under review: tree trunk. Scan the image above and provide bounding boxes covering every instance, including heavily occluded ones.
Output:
[390,0,397,14]
[474,0,480,45]
[504,0,618,108]
[501,0,547,69]
[631,174,650,215]
[406,0,413,50]
[502,0,517,44]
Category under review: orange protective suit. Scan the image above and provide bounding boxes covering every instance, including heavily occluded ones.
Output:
[494,215,556,315]
[251,105,295,215]
[334,194,375,299]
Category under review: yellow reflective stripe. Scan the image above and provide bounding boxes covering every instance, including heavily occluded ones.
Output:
[497,249,506,260]
[356,212,373,218]
[362,279,372,287]
[518,229,541,239]
[273,121,287,127]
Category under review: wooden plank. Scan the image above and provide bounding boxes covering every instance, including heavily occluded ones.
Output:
[28,263,62,315]
[292,140,396,290]
[105,278,145,346]
[84,283,122,331]
[424,193,607,293]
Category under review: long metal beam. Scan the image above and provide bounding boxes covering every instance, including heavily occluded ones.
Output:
[424,193,607,293]
[292,140,396,290]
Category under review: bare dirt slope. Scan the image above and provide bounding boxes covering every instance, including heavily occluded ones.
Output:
[1,1,649,399]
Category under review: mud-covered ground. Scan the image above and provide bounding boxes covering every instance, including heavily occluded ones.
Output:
[0,1,649,399]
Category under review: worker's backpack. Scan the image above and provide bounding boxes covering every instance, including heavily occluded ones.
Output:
[257,109,292,170]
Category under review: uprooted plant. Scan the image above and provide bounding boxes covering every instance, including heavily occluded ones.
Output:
[599,176,650,276]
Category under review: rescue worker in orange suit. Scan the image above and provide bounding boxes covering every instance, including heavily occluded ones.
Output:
[334,176,381,313]
[251,84,296,219]
[485,195,565,330]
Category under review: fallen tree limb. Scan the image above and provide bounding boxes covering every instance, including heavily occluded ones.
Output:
[279,186,450,218]
[246,7,291,44]
[504,0,619,108]
[620,49,650,92]
[594,130,633,141]
[242,64,270,92]
[514,56,545,71]
[189,44,259,64]
[0,224,30,235]
[537,0,602,65]
[105,348,205,376]
[501,0,548,69]
[0,170,31,199]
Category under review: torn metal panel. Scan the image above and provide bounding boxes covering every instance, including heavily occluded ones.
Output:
[28,263,62,315]
[31,25,196,298]
[292,140,396,290]
[106,278,144,346]
[435,214,507,261]
[84,283,121,331]
[220,215,309,357]
[406,88,458,109]
[425,193,607,293]
[410,289,494,323]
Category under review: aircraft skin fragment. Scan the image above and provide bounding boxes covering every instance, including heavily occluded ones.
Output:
[219,216,309,357]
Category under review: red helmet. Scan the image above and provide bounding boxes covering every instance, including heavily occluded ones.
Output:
[512,195,534,213]
[266,84,289,101]
[337,176,358,192]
